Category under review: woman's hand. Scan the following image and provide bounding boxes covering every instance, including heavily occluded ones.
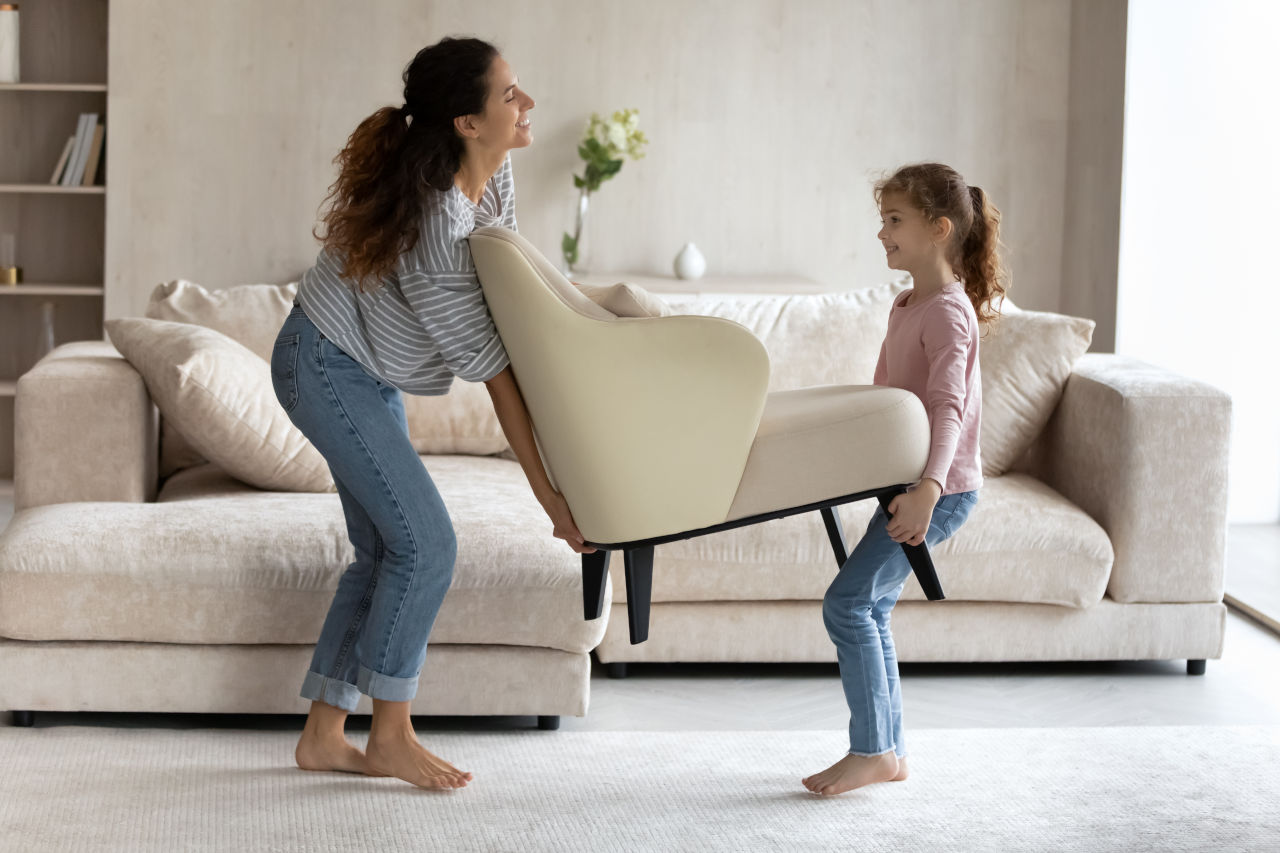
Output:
[542,489,597,554]
[885,479,942,546]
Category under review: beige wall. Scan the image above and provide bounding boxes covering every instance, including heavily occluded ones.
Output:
[105,0,1122,331]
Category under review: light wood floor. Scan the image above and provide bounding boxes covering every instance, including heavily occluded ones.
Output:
[2,482,1278,732]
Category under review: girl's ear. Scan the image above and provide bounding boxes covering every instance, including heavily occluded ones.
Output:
[932,216,955,244]
[454,114,481,139]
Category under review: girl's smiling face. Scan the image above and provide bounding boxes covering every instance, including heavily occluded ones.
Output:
[877,192,937,272]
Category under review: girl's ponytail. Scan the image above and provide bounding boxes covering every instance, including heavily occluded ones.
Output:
[959,185,1007,325]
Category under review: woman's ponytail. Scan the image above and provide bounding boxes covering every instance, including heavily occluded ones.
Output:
[313,37,499,293]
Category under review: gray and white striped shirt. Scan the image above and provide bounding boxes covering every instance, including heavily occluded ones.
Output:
[296,156,515,395]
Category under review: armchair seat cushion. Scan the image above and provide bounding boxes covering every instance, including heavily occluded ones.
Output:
[725,385,932,521]
[0,456,605,654]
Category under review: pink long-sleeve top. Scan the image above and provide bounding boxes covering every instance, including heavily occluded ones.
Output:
[873,281,984,496]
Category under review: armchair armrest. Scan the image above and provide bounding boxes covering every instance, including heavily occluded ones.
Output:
[1017,353,1231,603]
[15,341,158,510]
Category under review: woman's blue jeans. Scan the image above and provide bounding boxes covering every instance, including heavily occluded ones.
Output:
[270,302,457,712]
[822,490,978,758]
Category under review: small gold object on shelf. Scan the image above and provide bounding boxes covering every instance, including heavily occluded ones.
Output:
[0,233,19,286]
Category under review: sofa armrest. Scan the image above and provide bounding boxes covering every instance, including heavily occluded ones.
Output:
[15,341,158,510]
[1017,353,1231,603]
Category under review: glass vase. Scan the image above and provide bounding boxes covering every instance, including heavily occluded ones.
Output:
[566,187,592,275]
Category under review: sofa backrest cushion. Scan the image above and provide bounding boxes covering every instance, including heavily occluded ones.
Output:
[105,317,335,492]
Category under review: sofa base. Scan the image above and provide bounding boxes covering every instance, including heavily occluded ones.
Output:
[594,598,1227,664]
[0,640,591,718]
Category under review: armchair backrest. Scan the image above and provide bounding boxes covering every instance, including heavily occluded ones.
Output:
[468,226,771,545]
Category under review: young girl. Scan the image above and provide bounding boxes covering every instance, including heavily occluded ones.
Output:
[802,163,1006,796]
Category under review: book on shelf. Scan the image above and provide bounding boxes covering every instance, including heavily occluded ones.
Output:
[62,112,99,187]
[49,136,75,184]
[80,123,105,187]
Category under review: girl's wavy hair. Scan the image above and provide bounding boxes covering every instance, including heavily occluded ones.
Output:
[313,37,500,293]
[874,163,1009,326]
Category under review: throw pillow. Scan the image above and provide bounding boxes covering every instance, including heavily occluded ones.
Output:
[146,279,298,477]
[105,317,334,492]
[576,282,674,318]
[978,301,1094,476]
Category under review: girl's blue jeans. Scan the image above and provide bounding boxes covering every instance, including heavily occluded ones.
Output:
[270,302,458,713]
[823,489,978,757]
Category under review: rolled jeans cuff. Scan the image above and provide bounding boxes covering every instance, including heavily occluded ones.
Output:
[358,664,419,703]
[300,671,361,713]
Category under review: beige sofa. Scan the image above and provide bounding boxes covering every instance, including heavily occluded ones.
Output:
[0,278,1231,727]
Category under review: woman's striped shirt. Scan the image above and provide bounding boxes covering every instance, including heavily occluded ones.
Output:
[296,156,515,395]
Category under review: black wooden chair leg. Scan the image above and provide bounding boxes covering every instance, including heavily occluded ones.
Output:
[877,490,946,601]
[11,711,34,727]
[1187,659,1206,676]
[537,715,560,730]
[582,550,611,620]
[604,662,629,679]
[624,546,655,645]
[819,506,849,568]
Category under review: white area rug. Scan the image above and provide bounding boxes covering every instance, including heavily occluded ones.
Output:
[1,725,1277,852]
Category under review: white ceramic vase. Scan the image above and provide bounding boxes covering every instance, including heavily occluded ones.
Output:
[673,242,706,280]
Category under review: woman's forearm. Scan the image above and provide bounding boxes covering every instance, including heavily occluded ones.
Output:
[484,365,557,507]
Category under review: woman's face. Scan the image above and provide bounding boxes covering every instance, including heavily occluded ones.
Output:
[472,55,535,151]
[877,191,939,272]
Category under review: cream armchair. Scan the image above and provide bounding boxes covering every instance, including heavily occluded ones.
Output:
[469,227,937,644]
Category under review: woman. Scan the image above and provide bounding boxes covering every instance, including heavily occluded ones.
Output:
[271,36,592,791]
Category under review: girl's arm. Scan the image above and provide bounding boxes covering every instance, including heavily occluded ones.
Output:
[886,303,973,545]
[485,365,595,554]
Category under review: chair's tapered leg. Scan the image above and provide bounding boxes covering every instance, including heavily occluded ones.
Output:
[819,506,849,568]
[537,715,560,730]
[624,546,655,645]
[877,490,946,601]
[582,550,612,620]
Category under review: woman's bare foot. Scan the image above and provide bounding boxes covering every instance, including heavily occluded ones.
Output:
[295,731,379,775]
[891,757,908,781]
[802,751,899,795]
[295,699,380,775]
[364,728,474,790]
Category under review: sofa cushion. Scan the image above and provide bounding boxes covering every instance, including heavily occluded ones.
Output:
[663,280,910,392]
[613,473,1112,608]
[104,317,334,492]
[977,302,1094,476]
[147,279,299,478]
[0,456,605,654]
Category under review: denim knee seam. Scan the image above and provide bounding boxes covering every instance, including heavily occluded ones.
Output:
[330,533,382,680]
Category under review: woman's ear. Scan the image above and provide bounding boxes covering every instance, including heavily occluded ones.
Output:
[454,114,481,139]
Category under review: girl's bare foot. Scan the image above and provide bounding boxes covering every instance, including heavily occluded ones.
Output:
[891,757,908,781]
[802,751,899,795]
[295,731,380,775]
[364,728,474,790]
